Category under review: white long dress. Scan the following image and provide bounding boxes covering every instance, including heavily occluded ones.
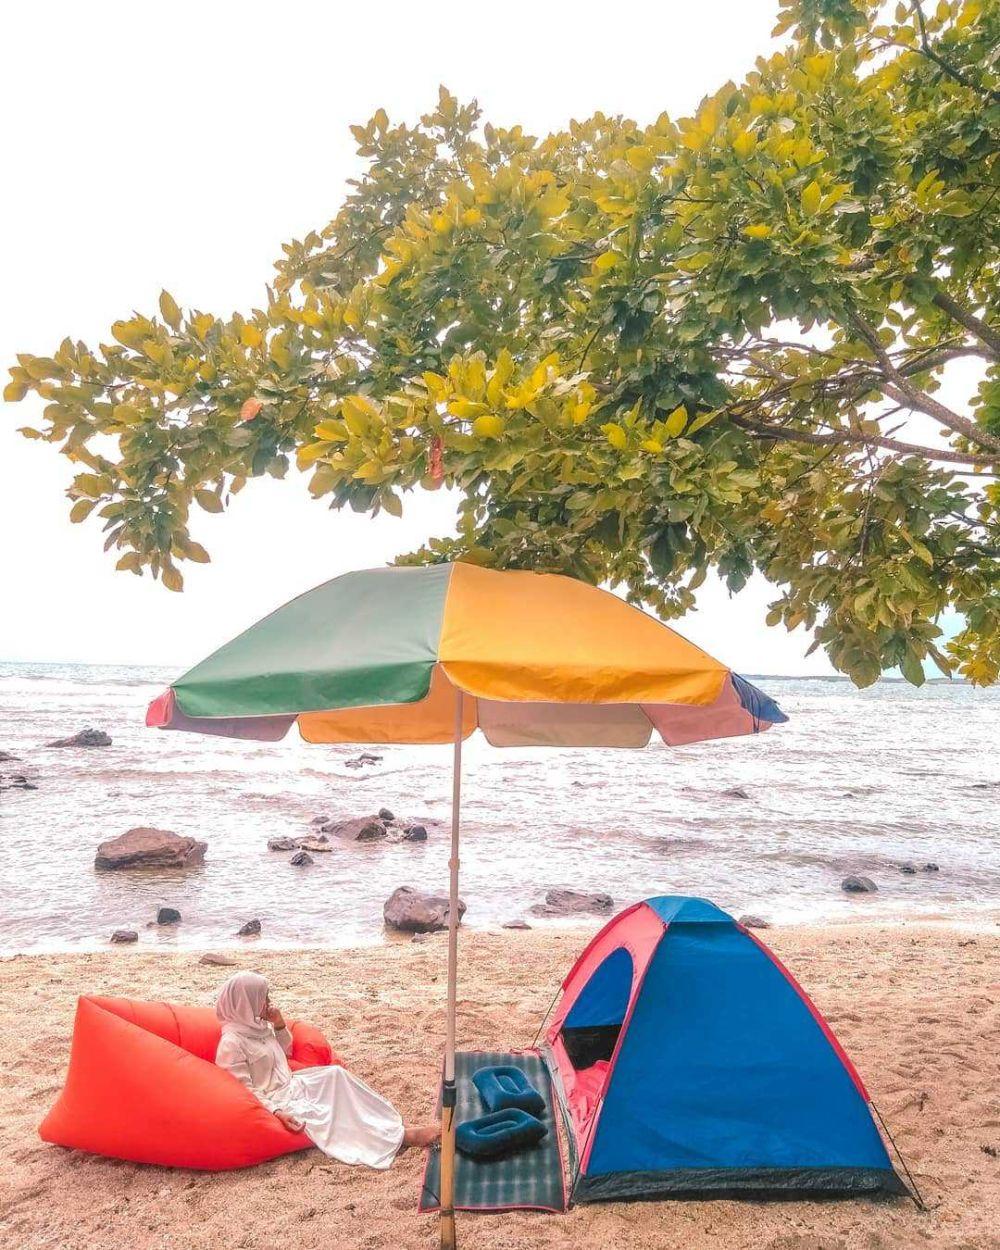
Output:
[216,1023,405,1168]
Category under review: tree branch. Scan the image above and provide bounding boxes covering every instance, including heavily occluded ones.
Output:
[931,290,1000,360]
[912,2,1000,105]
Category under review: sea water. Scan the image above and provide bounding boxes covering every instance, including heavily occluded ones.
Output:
[1,661,997,953]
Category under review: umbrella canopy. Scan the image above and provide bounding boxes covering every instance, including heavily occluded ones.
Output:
[146,562,786,745]
[144,560,787,1250]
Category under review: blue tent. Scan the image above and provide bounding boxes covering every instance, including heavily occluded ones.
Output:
[543,896,907,1201]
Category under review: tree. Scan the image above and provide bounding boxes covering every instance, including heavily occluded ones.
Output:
[6,0,999,686]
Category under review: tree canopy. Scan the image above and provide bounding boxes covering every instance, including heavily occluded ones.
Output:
[6,0,999,686]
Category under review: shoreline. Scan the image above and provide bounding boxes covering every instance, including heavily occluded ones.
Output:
[2,922,997,1249]
[3,907,998,961]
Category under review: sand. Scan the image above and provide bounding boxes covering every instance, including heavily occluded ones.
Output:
[0,923,997,1250]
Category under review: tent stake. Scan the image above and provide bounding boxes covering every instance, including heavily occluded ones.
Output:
[440,689,464,1250]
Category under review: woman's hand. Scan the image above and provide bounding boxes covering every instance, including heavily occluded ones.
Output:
[264,1000,286,1031]
[275,1110,304,1133]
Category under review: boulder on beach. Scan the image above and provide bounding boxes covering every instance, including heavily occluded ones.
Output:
[841,875,878,893]
[156,907,181,926]
[529,889,614,918]
[320,817,387,842]
[199,952,237,967]
[110,929,138,944]
[237,919,261,937]
[47,727,112,748]
[290,850,313,866]
[738,914,771,929]
[383,886,466,933]
[502,919,532,930]
[95,828,207,871]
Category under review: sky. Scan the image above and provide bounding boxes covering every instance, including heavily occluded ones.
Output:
[0,1,965,675]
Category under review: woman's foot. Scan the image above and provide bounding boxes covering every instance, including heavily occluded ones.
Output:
[401,1123,441,1150]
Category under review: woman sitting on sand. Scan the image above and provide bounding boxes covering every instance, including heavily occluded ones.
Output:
[215,971,439,1168]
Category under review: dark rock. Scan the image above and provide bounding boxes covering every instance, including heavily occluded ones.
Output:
[297,838,333,853]
[721,786,751,800]
[199,952,238,967]
[529,889,614,918]
[320,817,387,842]
[310,815,330,825]
[95,827,207,870]
[383,886,466,933]
[47,727,112,748]
[110,929,138,944]
[156,906,181,925]
[923,862,939,872]
[502,919,532,930]
[268,837,298,852]
[378,807,395,821]
[900,862,917,874]
[403,824,428,842]
[344,752,383,769]
[237,919,261,936]
[841,875,878,893]
[0,750,19,762]
[738,914,771,929]
[290,850,314,866]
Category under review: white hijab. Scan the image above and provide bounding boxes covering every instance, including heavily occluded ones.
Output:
[215,970,271,1039]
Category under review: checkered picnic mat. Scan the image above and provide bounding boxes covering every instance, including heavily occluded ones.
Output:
[418,1050,567,1214]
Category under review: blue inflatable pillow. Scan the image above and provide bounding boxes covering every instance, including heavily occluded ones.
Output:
[456,1108,547,1159]
[472,1065,546,1117]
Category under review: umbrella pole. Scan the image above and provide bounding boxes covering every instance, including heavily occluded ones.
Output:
[440,689,463,1250]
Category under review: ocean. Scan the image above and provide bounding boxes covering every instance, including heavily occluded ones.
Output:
[1,661,998,954]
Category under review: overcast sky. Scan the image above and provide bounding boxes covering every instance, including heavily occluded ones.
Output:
[0,1,960,675]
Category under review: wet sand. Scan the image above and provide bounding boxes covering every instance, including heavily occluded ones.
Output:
[1,923,997,1249]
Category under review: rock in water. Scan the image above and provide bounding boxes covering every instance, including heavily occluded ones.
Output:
[738,914,771,929]
[721,786,751,800]
[47,727,112,748]
[290,850,313,866]
[403,824,428,842]
[899,862,917,874]
[529,889,614,918]
[156,906,181,925]
[923,862,940,872]
[841,875,878,893]
[378,807,395,821]
[110,929,138,944]
[297,838,333,853]
[320,817,387,842]
[95,828,207,870]
[267,837,298,852]
[383,886,466,933]
[237,919,261,936]
[199,953,238,967]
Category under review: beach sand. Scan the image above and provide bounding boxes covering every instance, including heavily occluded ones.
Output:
[1,923,997,1250]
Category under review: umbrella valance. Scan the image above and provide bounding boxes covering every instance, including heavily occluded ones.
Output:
[146,562,786,747]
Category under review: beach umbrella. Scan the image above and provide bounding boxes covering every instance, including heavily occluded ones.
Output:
[146,561,787,1248]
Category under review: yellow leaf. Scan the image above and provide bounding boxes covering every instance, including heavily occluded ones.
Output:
[342,394,380,434]
[162,565,184,593]
[593,251,620,272]
[625,146,655,173]
[800,180,822,216]
[602,423,628,450]
[732,131,757,160]
[640,438,664,454]
[159,290,181,328]
[664,405,688,437]
[448,399,489,419]
[472,414,505,439]
[115,552,142,574]
[240,323,263,349]
[461,207,483,227]
[4,379,29,402]
[743,223,773,239]
[69,499,96,523]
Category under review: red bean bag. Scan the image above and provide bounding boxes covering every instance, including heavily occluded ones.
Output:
[40,995,341,1169]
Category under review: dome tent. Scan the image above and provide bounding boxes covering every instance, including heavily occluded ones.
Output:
[542,897,907,1202]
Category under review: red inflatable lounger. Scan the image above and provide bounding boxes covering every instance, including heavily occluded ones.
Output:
[40,995,341,1169]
